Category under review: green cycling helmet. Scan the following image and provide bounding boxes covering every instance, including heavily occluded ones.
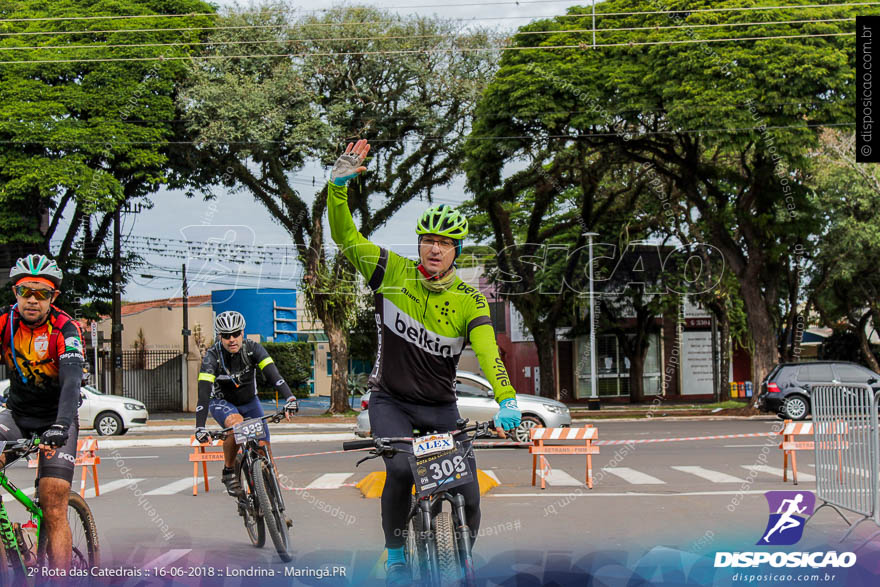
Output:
[415,204,468,240]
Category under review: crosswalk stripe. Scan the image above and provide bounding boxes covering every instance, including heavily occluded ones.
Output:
[604,467,666,485]
[146,477,213,496]
[544,469,584,486]
[742,465,815,482]
[304,473,353,489]
[671,466,745,483]
[83,478,144,499]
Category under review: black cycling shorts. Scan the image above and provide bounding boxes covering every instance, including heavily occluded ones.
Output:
[0,410,78,484]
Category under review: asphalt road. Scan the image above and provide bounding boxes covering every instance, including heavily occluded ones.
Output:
[4,417,878,585]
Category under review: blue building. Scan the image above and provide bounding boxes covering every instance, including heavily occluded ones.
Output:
[210,288,299,342]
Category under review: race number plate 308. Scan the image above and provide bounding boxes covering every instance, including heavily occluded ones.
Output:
[233,418,266,445]
[409,444,472,497]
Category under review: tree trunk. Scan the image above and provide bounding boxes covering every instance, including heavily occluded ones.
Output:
[739,275,778,388]
[533,327,557,399]
[718,310,731,402]
[326,318,351,414]
[857,310,880,373]
[627,350,645,404]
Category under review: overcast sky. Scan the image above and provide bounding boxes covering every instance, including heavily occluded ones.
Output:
[96,0,578,301]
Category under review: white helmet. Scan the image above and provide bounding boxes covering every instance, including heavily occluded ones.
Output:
[9,254,63,288]
[214,311,246,334]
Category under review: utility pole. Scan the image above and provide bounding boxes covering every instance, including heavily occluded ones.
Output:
[182,263,190,356]
[111,207,123,395]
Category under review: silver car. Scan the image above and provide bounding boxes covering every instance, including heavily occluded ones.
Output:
[355,370,571,442]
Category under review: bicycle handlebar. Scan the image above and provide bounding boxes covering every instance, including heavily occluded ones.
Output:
[208,411,288,440]
[342,420,496,454]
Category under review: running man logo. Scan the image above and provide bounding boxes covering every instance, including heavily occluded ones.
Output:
[758,490,816,546]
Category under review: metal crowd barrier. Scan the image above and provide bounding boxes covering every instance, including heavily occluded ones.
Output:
[808,384,880,544]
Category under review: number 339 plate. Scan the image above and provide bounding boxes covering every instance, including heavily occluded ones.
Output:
[408,444,472,497]
[233,418,266,444]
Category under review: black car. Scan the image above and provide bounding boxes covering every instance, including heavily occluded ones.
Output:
[756,361,880,420]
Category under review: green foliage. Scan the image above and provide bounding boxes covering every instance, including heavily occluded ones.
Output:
[0,0,216,306]
[348,295,378,363]
[258,342,313,398]
[465,0,863,379]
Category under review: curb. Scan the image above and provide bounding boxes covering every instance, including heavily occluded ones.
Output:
[355,470,499,498]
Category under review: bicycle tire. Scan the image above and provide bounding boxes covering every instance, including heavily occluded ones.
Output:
[434,512,461,586]
[36,492,99,580]
[0,537,26,587]
[235,453,265,548]
[251,458,291,562]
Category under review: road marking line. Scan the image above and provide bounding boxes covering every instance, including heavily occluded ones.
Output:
[100,432,359,449]
[723,444,767,448]
[742,465,815,482]
[83,478,144,499]
[489,489,771,498]
[146,477,213,496]
[544,470,584,486]
[671,466,745,483]
[604,467,666,485]
[304,473,354,489]
[141,549,192,569]
[101,455,159,460]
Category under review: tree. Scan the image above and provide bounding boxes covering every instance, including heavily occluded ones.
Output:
[179,3,496,412]
[461,152,651,400]
[808,129,880,372]
[464,0,860,385]
[0,0,215,315]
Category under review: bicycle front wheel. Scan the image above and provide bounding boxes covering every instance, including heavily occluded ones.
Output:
[251,459,291,562]
[236,454,265,548]
[38,491,100,571]
[434,512,461,586]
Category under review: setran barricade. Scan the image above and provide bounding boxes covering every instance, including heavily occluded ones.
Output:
[808,384,880,544]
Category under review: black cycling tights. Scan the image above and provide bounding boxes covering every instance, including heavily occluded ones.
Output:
[368,391,481,549]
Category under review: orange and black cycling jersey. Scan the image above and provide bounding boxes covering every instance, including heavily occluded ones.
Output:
[0,305,83,429]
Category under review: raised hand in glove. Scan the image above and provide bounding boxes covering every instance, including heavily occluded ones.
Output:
[330,139,370,186]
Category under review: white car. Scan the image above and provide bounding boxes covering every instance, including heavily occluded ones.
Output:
[0,380,149,436]
[356,371,572,442]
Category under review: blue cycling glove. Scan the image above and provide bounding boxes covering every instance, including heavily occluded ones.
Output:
[494,398,521,431]
[330,152,363,186]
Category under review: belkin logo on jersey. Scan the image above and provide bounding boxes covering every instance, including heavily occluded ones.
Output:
[394,313,453,357]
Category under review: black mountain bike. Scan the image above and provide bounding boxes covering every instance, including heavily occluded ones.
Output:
[209,412,292,562]
[0,436,99,586]
[343,420,492,587]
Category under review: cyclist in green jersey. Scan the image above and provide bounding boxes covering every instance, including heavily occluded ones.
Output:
[328,139,521,586]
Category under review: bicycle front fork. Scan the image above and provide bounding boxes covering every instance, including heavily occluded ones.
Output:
[450,493,475,572]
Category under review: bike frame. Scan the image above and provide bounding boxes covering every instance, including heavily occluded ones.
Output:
[0,453,44,575]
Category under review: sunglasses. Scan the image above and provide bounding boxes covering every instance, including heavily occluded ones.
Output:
[14,285,55,301]
[220,331,243,340]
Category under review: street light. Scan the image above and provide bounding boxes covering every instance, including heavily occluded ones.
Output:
[583,232,600,410]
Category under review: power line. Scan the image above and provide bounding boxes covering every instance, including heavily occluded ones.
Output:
[0,31,856,65]
[0,18,855,52]
[0,2,871,37]
[0,100,853,124]
[0,121,856,145]
[0,2,873,25]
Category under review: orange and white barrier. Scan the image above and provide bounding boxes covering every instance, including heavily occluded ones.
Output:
[28,436,101,497]
[779,420,847,485]
[189,436,225,496]
[530,426,599,490]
